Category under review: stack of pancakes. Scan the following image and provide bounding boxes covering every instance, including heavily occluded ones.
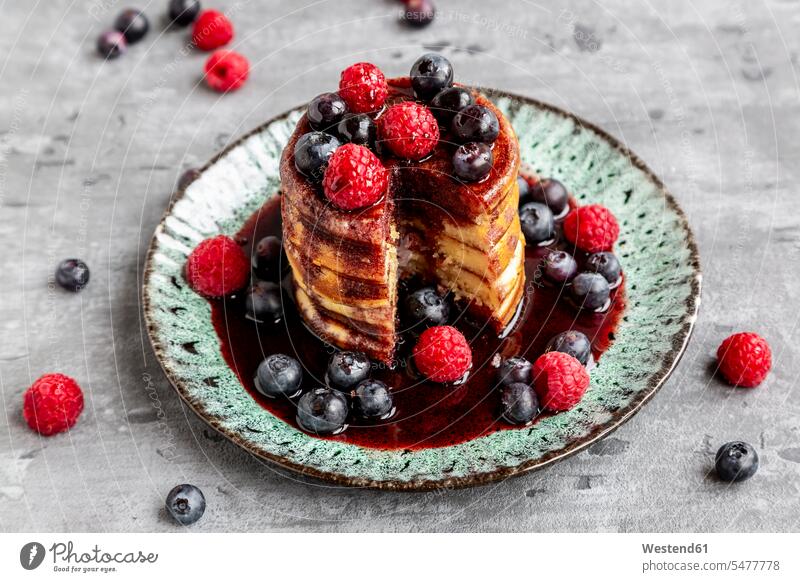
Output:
[279,79,524,364]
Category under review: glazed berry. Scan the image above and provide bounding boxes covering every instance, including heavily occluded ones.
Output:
[452,142,493,182]
[402,0,436,28]
[55,258,90,292]
[403,286,451,330]
[96,30,127,59]
[352,379,394,419]
[165,484,206,525]
[410,53,453,102]
[717,332,772,388]
[519,202,555,245]
[185,235,249,298]
[545,330,592,366]
[500,382,538,425]
[715,441,759,482]
[177,167,201,190]
[338,62,388,114]
[294,131,340,183]
[527,178,568,216]
[307,93,348,132]
[541,250,577,285]
[114,9,149,44]
[23,373,84,436]
[378,102,440,160]
[532,351,590,412]
[323,143,388,210]
[413,325,473,383]
[337,114,377,149]
[296,388,349,435]
[516,175,530,201]
[327,351,371,391]
[430,86,474,124]
[204,50,249,92]
[497,356,532,386]
[569,272,610,311]
[252,236,286,281]
[244,281,282,324]
[585,251,622,286]
[192,9,233,51]
[451,105,500,144]
[168,0,201,27]
[563,204,620,253]
[255,354,303,398]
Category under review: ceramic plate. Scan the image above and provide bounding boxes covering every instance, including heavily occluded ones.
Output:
[142,90,701,490]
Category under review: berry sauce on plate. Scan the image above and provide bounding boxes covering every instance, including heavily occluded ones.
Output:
[208,178,626,450]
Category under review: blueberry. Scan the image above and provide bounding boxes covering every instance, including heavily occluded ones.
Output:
[585,252,622,286]
[252,236,286,282]
[570,272,610,311]
[327,351,371,391]
[337,114,376,149]
[402,0,436,29]
[403,287,451,330]
[517,175,530,201]
[452,142,493,182]
[255,354,303,398]
[296,388,349,435]
[545,330,592,366]
[500,382,539,425]
[715,441,759,482]
[410,53,453,102]
[96,30,127,59]
[451,105,500,144]
[165,484,205,525]
[519,202,555,245]
[114,9,149,44]
[55,259,90,292]
[307,92,348,133]
[542,250,578,284]
[177,167,201,190]
[430,87,474,124]
[528,178,569,216]
[497,356,532,386]
[245,281,283,323]
[294,131,340,183]
[352,379,394,419]
[168,0,201,27]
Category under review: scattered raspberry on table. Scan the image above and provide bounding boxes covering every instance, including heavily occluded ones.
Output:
[717,332,772,387]
[192,10,234,51]
[204,50,249,92]
[23,373,84,436]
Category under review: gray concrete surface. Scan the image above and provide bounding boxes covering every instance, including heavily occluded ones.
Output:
[1,0,799,532]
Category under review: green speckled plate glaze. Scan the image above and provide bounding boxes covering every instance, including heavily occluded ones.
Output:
[143,91,701,490]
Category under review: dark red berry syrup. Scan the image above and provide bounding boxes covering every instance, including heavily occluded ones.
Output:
[209,182,626,450]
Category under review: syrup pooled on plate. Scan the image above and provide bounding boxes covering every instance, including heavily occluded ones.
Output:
[209,183,626,450]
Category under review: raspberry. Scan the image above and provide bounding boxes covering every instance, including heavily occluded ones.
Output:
[322,143,389,210]
[413,325,473,383]
[717,332,772,388]
[204,50,249,92]
[185,235,249,298]
[338,62,388,114]
[23,374,84,436]
[192,10,233,51]
[532,351,590,412]
[563,204,620,253]
[378,101,440,160]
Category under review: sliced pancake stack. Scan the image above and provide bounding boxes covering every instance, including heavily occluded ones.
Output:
[280,80,524,364]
